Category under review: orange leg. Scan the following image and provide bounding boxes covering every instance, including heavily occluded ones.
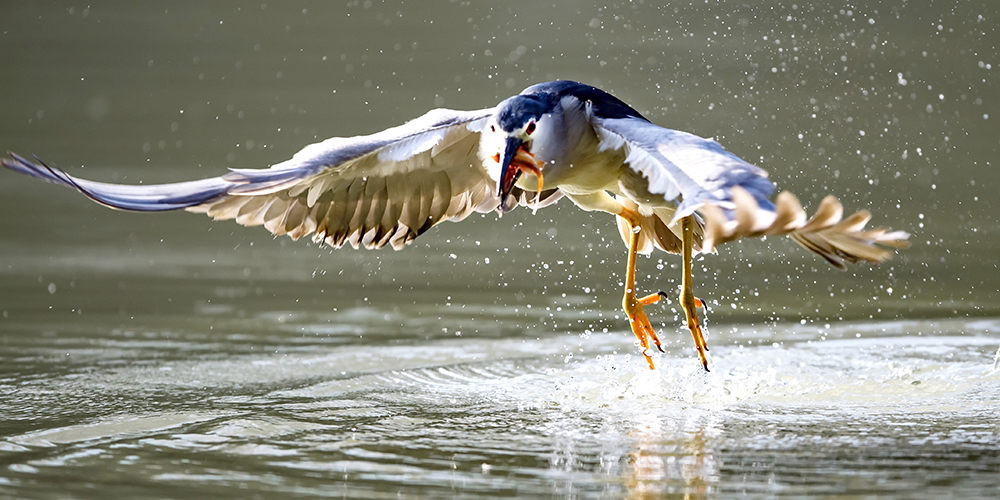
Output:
[680,215,711,371]
[619,208,665,370]
[620,211,711,370]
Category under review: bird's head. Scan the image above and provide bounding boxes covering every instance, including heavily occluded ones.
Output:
[482,95,552,212]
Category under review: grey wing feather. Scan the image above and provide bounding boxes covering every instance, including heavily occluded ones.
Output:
[3,107,556,250]
[2,152,231,211]
[222,107,497,195]
[590,112,908,267]
[591,113,775,220]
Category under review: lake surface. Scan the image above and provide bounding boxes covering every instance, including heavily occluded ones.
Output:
[1,2,998,498]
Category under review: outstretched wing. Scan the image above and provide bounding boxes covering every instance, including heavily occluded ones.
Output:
[590,110,775,221]
[3,107,561,250]
[196,107,503,251]
[588,109,908,267]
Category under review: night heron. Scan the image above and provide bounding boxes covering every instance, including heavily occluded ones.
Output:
[3,81,909,370]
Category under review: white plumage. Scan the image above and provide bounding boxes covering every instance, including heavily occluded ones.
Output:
[2,80,909,370]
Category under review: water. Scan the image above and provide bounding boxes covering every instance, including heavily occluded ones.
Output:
[2,2,998,498]
[2,308,998,498]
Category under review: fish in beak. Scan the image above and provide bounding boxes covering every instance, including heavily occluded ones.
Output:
[496,137,544,213]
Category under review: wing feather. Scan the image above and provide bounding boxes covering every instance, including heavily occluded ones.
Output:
[4,106,530,252]
[363,177,389,244]
[262,196,292,235]
[415,174,435,234]
[429,172,451,224]
[321,185,349,246]
[699,187,910,269]
[235,196,269,226]
[591,112,774,221]
[284,199,312,239]
[344,177,368,248]
[209,107,498,250]
[205,195,248,220]
[243,196,279,228]
[589,109,906,267]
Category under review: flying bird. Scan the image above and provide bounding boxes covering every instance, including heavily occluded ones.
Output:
[2,81,909,370]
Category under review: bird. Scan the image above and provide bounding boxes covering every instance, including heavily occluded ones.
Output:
[3,80,909,371]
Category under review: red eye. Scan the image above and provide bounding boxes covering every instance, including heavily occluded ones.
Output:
[526,121,536,134]
[490,125,496,132]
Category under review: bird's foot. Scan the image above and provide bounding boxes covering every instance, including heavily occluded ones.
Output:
[623,290,666,370]
[681,292,711,372]
[619,206,666,370]
[694,296,708,311]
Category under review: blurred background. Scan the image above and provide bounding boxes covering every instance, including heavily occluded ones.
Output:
[0,2,997,498]
[1,1,995,326]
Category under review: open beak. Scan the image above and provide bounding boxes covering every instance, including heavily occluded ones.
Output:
[497,137,524,210]
[497,137,544,214]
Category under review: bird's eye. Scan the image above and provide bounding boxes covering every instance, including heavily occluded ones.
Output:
[526,121,536,134]
[490,125,496,132]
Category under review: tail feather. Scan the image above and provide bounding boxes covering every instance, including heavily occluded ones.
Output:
[2,152,231,211]
[701,186,910,269]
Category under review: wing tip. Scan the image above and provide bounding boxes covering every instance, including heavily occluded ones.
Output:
[699,188,910,269]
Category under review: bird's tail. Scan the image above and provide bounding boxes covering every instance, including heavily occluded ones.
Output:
[2,152,231,211]
[699,186,910,269]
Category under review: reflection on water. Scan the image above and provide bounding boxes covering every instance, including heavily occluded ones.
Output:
[2,0,999,498]
[2,307,997,498]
